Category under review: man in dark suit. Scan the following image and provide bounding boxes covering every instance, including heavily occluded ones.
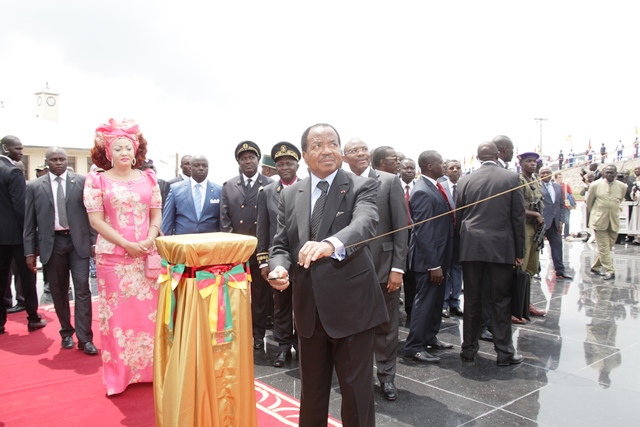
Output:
[23,147,96,353]
[492,135,515,169]
[441,159,464,318]
[539,167,573,280]
[268,124,387,427]
[138,160,170,209]
[343,140,407,401]
[403,150,455,364]
[0,135,46,334]
[256,142,301,368]
[162,155,221,235]
[399,158,417,325]
[221,141,273,350]
[457,142,526,366]
[163,155,192,203]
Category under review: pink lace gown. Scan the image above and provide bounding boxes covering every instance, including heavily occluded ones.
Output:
[83,169,162,396]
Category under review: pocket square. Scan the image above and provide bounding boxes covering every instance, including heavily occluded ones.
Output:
[336,211,344,217]
[211,199,220,204]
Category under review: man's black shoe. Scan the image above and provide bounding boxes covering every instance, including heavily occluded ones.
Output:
[406,351,440,363]
[460,353,475,363]
[28,319,47,332]
[62,336,74,349]
[427,340,454,350]
[449,306,463,317]
[497,354,524,366]
[6,304,26,314]
[381,382,397,401]
[79,342,98,355]
[253,338,264,350]
[272,351,291,367]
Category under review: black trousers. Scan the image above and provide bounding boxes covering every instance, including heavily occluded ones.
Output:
[298,316,376,427]
[44,235,93,343]
[461,261,514,361]
[250,257,271,340]
[0,244,40,327]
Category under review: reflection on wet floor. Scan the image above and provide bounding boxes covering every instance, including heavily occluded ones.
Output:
[31,240,640,426]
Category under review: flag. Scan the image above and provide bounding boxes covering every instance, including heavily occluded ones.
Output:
[636,125,638,135]
[566,134,572,143]
[535,145,540,154]
[588,138,591,150]
[463,155,466,169]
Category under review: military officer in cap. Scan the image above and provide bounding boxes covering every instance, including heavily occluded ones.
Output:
[256,142,301,367]
[261,154,279,179]
[221,141,274,349]
[518,151,546,322]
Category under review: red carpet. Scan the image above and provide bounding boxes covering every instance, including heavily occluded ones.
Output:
[0,299,342,427]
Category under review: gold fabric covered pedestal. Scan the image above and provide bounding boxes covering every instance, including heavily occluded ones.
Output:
[153,233,258,427]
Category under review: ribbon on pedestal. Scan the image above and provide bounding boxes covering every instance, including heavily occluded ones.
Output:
[196,263,248,346]
[158,259,186,341]
[157,259,250,346]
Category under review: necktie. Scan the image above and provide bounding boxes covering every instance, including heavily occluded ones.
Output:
[452,184,457,207]
[246,178,252,189]
[55,176,69,228]
[436,181,455,225]
[194,183,202,219]
[310,181,329,241]
[404,185,411,225]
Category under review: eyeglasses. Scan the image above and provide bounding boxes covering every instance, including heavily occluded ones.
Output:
[345,147,369,155]
[383,156,399,163]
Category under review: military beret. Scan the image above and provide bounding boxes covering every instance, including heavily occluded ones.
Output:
[261,155,276,169]
[271,142,301,163]
[517,152,540,161]
[235,141,261,160]
[35,164,47,171]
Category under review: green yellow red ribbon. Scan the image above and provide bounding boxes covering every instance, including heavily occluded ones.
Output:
[196,263,248,346]
[157,259,185,341]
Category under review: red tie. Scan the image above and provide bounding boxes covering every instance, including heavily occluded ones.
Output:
[436,182,455,225]
[404,184,411,225]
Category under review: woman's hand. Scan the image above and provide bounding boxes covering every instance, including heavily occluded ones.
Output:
[124,241,148,258]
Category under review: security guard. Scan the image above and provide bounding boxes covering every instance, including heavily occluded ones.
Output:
[518,152,546,321]
[221,141,273,349]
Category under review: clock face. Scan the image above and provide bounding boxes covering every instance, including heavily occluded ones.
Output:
[46,96,56,107]
[37,96,42,106]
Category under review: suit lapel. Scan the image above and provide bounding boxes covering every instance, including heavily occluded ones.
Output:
[42,175,54,207]
[296,178,311,245]
[317,170,349,240]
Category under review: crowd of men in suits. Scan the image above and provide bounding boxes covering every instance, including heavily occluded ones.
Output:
[3,125,629,426]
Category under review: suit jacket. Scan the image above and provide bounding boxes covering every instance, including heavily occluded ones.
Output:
[586,178,627,232]
[256,178,297,265]
[165,175,184,186]
[269,169,388,339]
[0,156,26,245]
[409,176,454,273]
[540,181,564,231]
[221,173,272,237]
[456,162,526,264]
[366,169,408,283]
[23,172,95,264]
[161,179,221,235]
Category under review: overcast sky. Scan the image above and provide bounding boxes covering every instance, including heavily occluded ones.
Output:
[1,1,638,179]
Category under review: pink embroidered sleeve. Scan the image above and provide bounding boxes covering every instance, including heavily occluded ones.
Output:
[145,169,162,209]
[84,171,105,212]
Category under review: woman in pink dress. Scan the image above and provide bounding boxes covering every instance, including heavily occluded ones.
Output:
[83,118,162,396]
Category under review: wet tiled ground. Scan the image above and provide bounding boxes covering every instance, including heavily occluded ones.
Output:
[251,239,640,426]
[29,231,639,426]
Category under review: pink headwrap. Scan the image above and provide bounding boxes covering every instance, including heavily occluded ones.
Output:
[94,118,141,161]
